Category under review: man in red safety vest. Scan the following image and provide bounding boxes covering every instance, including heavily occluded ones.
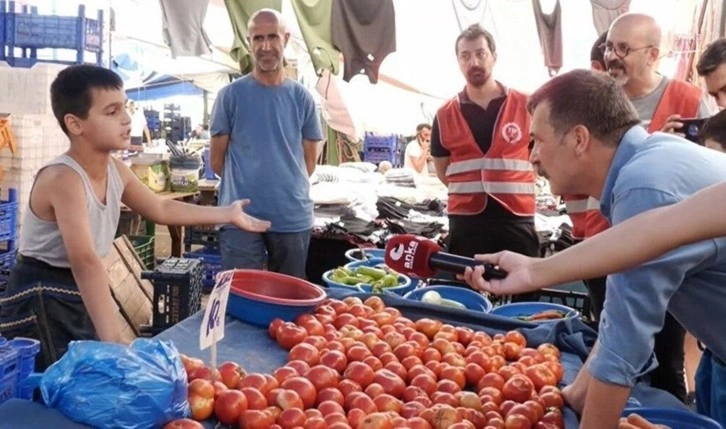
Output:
[431,24,539,264]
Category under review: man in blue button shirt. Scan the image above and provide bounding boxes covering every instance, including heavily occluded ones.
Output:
[478,69,726,428]
[209,9,322,278]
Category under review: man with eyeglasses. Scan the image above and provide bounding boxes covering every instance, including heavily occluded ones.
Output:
[697,38,726,109]
[603,13,713,134]
[430,24,539,267]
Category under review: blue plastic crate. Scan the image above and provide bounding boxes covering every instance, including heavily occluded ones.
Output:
[7,338,39,400]
[0,1,104,67]
[0,189,18,242]
[364,132,397,151]
[182,246,222,290]
[364,147,397,165]
[0,345,18,405]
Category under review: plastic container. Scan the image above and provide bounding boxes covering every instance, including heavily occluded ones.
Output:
[621,407,722,429]
[182,246,222,291]
[344,248,386,262]
[225,269,327,327]
[490,302,579,323]
[404,286,493,312]
[7,337,40,400]
[169,155,201,192]
[344,257,419,292]
[130,155,167,193]
[322,260,413,296]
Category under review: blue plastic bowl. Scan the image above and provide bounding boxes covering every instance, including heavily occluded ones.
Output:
[345,258,419,293]
[344,248,386,262]
[225,269,327,327]
[622,408,722,429]
[322,260,413,295]
[489,302,579,323]
[404,285,493,312]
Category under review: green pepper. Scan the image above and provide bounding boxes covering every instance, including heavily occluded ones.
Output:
[339,276,364,286]
[355,266,387,280]
[382,274,398,287]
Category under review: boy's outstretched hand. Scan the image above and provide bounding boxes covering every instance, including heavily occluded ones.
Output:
[229,199,271,232]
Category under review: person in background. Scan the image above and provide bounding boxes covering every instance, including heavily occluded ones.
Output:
[697,37,726,109]
[604,13,713,133]
[0,65,270,371]
[700,109,726,151]
[561,31,611,322]
[404,123,431,175]
[198,123,211,139]
[126,100,151,149]
[590,31,608,71]
[465,69,726,428]
[378,160,393,174]
[210,9,322,278]
[431,24,539,261]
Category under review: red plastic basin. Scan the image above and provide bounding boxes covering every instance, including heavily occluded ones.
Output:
[225,269,326,306]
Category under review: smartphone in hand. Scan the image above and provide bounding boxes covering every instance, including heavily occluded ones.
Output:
[673,117,709,143]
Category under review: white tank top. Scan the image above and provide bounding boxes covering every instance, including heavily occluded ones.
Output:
[19,154,124,268]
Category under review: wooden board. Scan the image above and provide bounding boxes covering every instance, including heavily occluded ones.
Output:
[102,236,154,337]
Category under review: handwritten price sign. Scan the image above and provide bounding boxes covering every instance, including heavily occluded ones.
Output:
[199,270,233,351]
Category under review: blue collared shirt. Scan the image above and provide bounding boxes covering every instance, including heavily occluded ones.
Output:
[588,126,726,387]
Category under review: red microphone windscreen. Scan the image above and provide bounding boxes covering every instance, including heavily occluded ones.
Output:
[384,235,442,278]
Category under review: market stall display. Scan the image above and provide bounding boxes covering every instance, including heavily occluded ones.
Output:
[0,287,695,428]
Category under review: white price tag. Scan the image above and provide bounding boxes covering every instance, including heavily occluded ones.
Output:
[199,270,233,351]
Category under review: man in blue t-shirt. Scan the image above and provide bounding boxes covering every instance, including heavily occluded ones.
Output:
[209,8,322,278]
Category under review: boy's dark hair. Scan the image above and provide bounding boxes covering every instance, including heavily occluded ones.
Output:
[591,31,608,67]
[455,24,496,55]
[202,123,210,131]
[697,37,726,76]
[416,123,431,133]
[50,64,124,135]
[699,110,726,148]
[527,69,640,146]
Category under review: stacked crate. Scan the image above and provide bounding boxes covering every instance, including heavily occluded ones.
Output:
[0,63,69,235]
[162,104,191,143]
[363,132,398,166]
[0,188,17,290]
[0,1,104,68]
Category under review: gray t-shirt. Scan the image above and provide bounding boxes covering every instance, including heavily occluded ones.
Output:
[631,76,713,129]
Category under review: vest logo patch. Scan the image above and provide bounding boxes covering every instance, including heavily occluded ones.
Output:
[502,122,522,144]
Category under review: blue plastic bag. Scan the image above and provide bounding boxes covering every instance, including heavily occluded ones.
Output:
[40,339,190,428]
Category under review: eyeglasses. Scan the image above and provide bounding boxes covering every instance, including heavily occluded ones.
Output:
[599,42,653,59]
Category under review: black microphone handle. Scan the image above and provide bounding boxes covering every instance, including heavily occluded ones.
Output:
[429,252,508,281]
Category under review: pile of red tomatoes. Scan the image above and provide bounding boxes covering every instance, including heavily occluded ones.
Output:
[166,295,567,429]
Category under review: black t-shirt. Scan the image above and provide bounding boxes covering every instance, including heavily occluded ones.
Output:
[431,89,531,222]
[430,90,506,157]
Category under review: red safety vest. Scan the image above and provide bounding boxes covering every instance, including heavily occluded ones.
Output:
[648,79,702,132]
[563,195,610,240]
[564,79,700,240]
[437,89,536,216]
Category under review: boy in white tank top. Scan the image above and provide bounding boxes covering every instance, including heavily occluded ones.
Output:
[0,65,270,371]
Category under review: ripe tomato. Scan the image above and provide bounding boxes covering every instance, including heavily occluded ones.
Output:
[504,331,527,348]
[502,374,535,403]
[524,364,557,391]
[163,419,204,429]
[214,390,248,425]
[539,391,565,410]
[504,413,532,429]
[239,409,275,429]
[281,376,317,409]
[289,342,320,366]
[276,322,307,350]
[477,372,505,391]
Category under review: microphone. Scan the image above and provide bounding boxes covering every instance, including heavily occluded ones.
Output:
[384,234,508,280]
